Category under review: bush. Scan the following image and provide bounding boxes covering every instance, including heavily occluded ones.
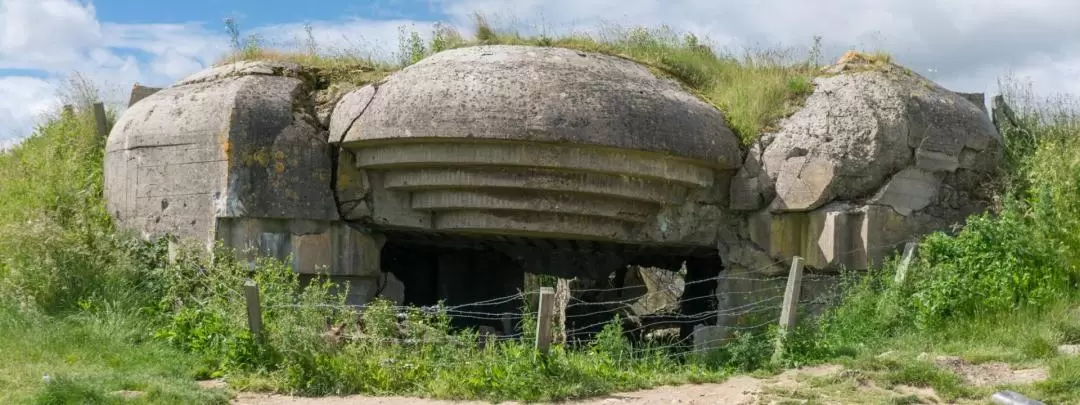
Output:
[152,252,728,400]
[0,95,169,314]
[804,78,1080,360]
[903,91,1080,329]
[152,243,359,380]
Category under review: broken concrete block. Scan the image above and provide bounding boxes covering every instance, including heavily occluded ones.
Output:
[771,156,837,212]
[127,84,161,107]
[870,168,943,216]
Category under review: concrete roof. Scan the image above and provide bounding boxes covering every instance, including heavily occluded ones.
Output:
[336,45,742,168]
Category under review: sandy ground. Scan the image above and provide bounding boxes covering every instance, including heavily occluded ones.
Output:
[227,359,1050,405]
[231,379,762,405]
[229,367,831,405]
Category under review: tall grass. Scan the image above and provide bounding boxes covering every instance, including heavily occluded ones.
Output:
[0,78,738,403]
[221,14,821,143]
[4,13,1080,404]
[0,79,231,404]
[786,75,1080,403]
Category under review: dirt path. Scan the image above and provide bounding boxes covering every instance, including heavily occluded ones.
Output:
[229,358,1049,405]
[230,366,831,405]
[232,379,761,405]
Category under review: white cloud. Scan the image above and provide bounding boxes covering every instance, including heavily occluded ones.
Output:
[437,0,1080,97]
[0,0,234,145]
[2,0,1080,149]
[0,0,103,70]
[0,76,59,141]
[101,22,228,82]
[252,18,438,63]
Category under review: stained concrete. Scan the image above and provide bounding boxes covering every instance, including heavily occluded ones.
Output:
[726,56,1003,274]
[103,47,1007,327]
[128,84,161,107]
[324,45,745,246]
[105,61,387,304]
[334,45,742,165]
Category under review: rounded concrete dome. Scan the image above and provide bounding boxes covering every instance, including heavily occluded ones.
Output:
[329,45,743,243]
[333,45,741,166]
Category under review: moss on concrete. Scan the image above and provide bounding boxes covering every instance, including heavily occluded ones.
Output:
[216,17,920,145]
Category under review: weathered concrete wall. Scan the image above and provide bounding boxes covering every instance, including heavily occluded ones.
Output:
[726,57,1004,273]
[128,84,161,107]
[329,45,742,246]
[106,61,339,247]
[105,61,391,305]
[216,218,383,276]
[106,79,235,247]
[103,47,1006,320]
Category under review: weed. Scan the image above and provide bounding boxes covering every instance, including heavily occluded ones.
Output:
[779,72,1080,404]
[218,14,822,144]
[4,10,1080,405]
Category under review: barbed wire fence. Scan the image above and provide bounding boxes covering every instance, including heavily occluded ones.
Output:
[239,240,921,363]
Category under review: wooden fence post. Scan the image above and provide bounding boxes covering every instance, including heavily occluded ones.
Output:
[93,102,108,138]
[166,235,179,265]
[773,256,804,363]
[553,278,571,345]
[894,242,919,285]
[535,287,555,356]
[244,280,264,343]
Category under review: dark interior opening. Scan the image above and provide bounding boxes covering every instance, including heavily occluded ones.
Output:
[376,228,724,343]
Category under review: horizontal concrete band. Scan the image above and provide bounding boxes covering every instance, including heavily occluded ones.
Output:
[432,210,635,241]
[344,139,717,187]
[382,167,688,205]
[410,189,660,223]
[340,139,721,242]
[216,217,384,276]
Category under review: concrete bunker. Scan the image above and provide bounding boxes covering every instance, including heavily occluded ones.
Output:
[104,45,1005,346]
[325,45,745,340]
[106,45,745,342]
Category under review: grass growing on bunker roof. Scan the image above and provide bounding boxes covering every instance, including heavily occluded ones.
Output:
[219,14,823,144]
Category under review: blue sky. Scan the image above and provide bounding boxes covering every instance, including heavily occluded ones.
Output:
[93,0,447,26]
[2,0,1080,147]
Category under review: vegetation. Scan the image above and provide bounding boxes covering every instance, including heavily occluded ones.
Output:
[0,78,231,404]
[2,14,1080,405]
[221,14,821,143]
[778,77,1080,403]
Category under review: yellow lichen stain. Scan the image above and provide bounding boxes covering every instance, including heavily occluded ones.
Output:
[252,148,270,166]
[219,129,234,166]
[274,161,286,173]
[836,50,891,65]
[336,170,351,187]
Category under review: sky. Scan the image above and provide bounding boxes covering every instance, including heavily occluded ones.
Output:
[2,0,1079,146]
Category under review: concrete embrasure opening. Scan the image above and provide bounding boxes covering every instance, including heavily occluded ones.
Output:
[374,229,723,343]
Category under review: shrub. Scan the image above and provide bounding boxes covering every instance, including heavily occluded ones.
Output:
[802,77,1080,360]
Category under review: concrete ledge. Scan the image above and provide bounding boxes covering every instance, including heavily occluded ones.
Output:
[348,140,716,186]
[216,218,384,276]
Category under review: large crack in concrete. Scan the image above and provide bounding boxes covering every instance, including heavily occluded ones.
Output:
[326,83,381,225]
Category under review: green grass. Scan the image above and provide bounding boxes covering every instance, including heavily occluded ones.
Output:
[4,14,1080,405]
[155,243,735,401]
[219,13,823,143]
[0,85,737,403]
[772,75,1080,404]
[0,305,230,405]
